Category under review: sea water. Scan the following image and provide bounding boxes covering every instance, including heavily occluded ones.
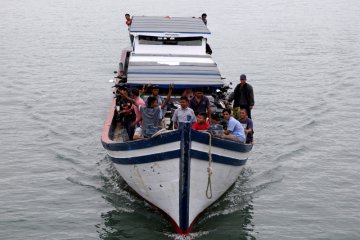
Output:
[1,0,359,239]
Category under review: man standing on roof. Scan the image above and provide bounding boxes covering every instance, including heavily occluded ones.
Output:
[125,13,134,44]
[227,74,255,119]
[201,13,207,25]
[125,13,132,28]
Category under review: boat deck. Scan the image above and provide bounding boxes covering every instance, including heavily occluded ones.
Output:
[113,122,124,142]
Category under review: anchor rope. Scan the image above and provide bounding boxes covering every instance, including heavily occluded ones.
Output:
[206,132,213,199]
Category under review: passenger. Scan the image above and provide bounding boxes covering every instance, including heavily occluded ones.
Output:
[120,102,135,140]
[121,84,174,138]
[201,13,207,25]
[114,83,127,105]
[125,13,132,28]
[115,87,135,140]
[182,88,194,101]
[125,13,134,44]
[226,74,255,119]
[221,108,245,142]
[146,84,167,127]
[115,84,130,122]
[206,43,212,55]
[130,88,145,128]
[172,96,196,129]
[239,109,254,144]
[189,88,211,119]
[192,112,210,131]
[139,84,149,100]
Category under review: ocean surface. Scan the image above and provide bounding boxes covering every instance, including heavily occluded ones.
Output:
[1,0,359,239]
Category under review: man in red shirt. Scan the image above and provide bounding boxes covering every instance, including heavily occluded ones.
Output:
[192,112,210,131]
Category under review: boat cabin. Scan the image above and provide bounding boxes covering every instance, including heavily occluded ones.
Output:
[123,16,224,92]
[130,16,210,55]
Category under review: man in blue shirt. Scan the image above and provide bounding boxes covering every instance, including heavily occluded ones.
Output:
[221,108,245,142]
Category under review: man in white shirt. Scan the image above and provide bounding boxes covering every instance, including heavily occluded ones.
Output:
[172,96,196,129]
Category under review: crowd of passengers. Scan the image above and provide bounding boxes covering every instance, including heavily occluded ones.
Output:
[114,78,254,144]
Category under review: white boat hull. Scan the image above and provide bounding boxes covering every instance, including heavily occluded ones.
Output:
[103,127,252,233]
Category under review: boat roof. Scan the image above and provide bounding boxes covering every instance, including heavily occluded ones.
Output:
[129,16,211,36]
[127,53,223,89]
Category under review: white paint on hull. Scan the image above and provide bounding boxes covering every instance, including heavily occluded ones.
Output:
[113,159,180,226]
[188,158,245,224]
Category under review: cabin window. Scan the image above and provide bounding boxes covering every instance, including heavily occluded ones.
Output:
[138,36,202,46]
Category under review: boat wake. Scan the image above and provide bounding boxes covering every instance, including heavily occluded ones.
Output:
[165,231,210,240]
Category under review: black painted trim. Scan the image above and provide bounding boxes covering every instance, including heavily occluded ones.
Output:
[108,150,247,166]
[179,123,191,231]
[191,130,253,153]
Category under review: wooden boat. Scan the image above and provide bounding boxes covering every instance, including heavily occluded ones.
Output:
[101,16,252,234]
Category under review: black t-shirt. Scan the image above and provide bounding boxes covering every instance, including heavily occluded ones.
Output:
[189,96,210,115]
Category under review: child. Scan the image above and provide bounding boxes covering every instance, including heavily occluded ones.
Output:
[192,112,210,131]
[172,96,196,129]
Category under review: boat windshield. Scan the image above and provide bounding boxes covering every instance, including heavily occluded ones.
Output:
[138,36,202,46]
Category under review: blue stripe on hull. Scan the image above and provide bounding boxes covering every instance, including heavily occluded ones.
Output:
[191,130,253,153]
[109,150,247,166]
[103,129,252,153]
[102,130,181,151]
[190,150,247,166]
